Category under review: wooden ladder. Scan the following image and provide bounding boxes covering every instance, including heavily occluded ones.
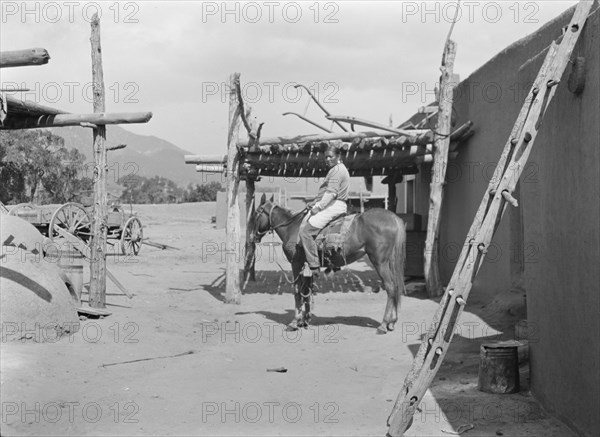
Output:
[387,1,594,435]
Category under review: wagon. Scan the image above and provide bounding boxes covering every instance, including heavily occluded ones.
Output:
[7,201,144,256]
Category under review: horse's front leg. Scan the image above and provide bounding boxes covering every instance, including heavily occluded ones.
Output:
[287,291,304,331]
[288,262,304,331]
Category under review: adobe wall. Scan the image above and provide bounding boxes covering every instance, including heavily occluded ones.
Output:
[519,7,599,437]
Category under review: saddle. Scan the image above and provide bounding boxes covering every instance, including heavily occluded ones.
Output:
[314,213,357,271]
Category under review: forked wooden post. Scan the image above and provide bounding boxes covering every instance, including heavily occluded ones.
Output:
[224,73,242,304]
[424,39,457,298]
[89,14,108,308]
[387,2,593,434]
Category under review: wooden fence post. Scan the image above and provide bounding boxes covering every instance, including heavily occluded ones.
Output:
[225,73,242,304]
[89,14,107,308]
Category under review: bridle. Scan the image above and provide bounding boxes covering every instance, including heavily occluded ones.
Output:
[253,202,316,301]
[253,202,278,240]
[253,202,309,241]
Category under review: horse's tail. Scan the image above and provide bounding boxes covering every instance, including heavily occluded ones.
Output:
[389,215,407,297]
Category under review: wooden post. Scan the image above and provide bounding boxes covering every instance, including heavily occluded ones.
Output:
[424,39,457,298]
[225,73,242,304]
[244,178,256,282]
[89,14,108,308]
[387,179,397,213]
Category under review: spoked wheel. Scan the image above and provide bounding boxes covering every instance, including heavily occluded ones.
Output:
[49,202,92,243]
[120,216,143,256]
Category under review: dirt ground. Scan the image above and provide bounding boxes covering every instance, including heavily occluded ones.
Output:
[1,203,576,436]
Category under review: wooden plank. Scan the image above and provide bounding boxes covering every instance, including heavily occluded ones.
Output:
[224,73,242,304]
[424,39,458,297]
[387,3,593,435]
[0,48,50,68]
[89,14,108,309]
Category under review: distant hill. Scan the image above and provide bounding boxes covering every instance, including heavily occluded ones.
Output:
[49,125,215,187]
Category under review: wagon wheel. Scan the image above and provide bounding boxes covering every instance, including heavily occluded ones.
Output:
[121,216,143,256]
[8,202,37,216]
[49,202,92,243]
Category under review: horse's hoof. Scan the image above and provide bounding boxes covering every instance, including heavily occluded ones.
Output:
[387,322,396,331]
[376,326,388,335]
[287,321,299,331]
[297,319,309,329]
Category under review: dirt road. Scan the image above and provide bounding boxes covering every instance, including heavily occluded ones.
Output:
[1,203,574,436]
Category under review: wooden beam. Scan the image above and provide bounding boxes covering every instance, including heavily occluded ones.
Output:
[106,144,126,151]
[424,39,458,298]
[237,129,431,147]
[195,164,225,173]
[89,14,108,309]
[225,73,242,305]
[5,95,67,115]
[242,145,437,169]
[0,48,50,68]
[184,154,227,164]
[0,111,152,129]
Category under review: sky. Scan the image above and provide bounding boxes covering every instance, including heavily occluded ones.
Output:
[1,1,579,156]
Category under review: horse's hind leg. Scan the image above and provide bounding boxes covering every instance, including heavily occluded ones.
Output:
[371,260,397,334]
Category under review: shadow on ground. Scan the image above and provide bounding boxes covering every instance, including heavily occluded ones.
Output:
[201,268,386,303]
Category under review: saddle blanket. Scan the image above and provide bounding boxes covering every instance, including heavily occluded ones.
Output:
[314,213,357,251]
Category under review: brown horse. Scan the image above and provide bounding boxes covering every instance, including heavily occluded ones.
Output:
[252,194,407,334]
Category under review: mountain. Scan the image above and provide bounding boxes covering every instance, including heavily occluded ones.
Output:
[49,125,214,187]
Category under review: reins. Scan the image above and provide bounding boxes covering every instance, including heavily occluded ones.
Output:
[254,203,309,239]
[253,203,310,287]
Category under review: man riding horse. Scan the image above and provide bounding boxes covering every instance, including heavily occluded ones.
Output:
[252,144,406,333]
[299,145,350,277]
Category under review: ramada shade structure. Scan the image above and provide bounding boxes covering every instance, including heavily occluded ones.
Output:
[185,120,473,179]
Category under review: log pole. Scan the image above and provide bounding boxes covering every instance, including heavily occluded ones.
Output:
[244,178,256,282]
[89,14,108,308]
[224,73,242,304]
[0,112,152,129]
[0,48,50,68]
[424,39,457,298]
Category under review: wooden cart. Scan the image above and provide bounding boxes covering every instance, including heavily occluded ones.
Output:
[8,201,143,256]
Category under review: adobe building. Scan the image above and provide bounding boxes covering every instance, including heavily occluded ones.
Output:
[397,4,599,436]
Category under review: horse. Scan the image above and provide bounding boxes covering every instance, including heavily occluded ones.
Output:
[251,194,407,334]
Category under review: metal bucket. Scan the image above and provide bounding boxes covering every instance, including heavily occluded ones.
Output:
[478,340,521,394]
[57,247,84,305]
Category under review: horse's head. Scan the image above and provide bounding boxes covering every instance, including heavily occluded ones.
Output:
[252,193,276,243]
